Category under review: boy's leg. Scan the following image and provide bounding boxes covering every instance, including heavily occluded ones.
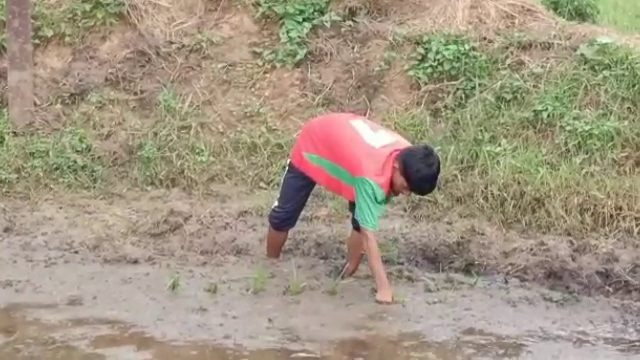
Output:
[266,160,316,259]
[343,201,365,278]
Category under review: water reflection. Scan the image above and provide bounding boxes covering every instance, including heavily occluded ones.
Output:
[0,303,636,360]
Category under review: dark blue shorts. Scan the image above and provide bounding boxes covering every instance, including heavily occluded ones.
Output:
[268,160,361,232]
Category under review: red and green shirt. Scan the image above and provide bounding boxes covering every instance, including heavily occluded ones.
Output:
[290,113,411,231]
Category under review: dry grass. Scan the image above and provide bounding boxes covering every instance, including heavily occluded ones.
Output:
[125,0,209,42]
[344,0,558,37]
[417,0,555,32]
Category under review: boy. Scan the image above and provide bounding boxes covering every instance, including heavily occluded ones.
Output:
[265,113,440,304]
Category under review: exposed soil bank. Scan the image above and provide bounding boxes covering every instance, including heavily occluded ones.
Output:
[1,190,640,359]
[2,189,640,301]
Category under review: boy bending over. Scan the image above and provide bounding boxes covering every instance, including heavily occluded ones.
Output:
[265,113,440,304]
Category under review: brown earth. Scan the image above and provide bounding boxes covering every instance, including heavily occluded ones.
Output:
[2,188,640,301]
[2,189,640,359]
[3,0,618,127]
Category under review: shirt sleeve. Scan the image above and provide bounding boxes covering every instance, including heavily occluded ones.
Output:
[353,177,388,231]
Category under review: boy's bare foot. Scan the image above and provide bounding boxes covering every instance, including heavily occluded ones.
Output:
[375,289,394,304]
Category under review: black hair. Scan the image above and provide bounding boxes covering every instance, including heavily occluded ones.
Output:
[398,144,440,196]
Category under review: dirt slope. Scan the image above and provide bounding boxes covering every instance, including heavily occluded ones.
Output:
[0,0,608,127]
[2,190,640,359]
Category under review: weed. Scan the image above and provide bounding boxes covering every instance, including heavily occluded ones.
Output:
[204,282,219,295]
[393,292,407,305]
[248,267,269,295]
[326,263,347,297]
[375,47,400,74]
[326,281,339,296]
[392,34,640,236]
[490,71,528,108]
[284,259,306,296]
[0,113,105,193]
[0,2,5,53]
[378,239,400,266]
[598,0,640,33]
[188,32,221,55]
[254,0,339,67]
[167,273,181,292]
[66,0,125,29]
[407,33,491,106]
[0,109,9,145]
[559,112,623,157]
[0,110,15,186]
[542,0,600,23]
[577,37,640,79]
[135,88,213,188]
[0,0,126,52]
[213,124,292,187]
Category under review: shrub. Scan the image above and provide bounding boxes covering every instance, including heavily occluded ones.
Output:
[542,0,600,23]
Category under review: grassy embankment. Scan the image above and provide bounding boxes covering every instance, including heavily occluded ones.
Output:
[0,0,639,239]
[598,0,640,33]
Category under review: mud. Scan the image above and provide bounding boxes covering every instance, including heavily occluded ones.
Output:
[2,264,640,360]
[1,190,640,359]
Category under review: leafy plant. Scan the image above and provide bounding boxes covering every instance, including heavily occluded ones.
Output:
[0,0,126,53]
[0,110,105,191]
[559,113,623,157]
[492,72,527,107]
[542,0,600,23]
[135,88,213,188]
[284,259,306,296]
[577,37,640,75]
[247,267,269,295]
[407,33,491,104]
[167,273,181,292]
[254,0,339,67]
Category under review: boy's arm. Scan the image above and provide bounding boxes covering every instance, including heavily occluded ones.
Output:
[360,228,393,303]
[354,178,393,304]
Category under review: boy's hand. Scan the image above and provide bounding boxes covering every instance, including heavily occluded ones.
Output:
[360,229,394,305]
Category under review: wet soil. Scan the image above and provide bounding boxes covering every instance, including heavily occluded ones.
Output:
[1,189,640,359]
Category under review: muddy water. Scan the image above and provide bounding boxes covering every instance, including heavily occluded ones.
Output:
[1,193,640,359]
[0,302,527,360]
[2,301,637,360]
[1,255,639,360]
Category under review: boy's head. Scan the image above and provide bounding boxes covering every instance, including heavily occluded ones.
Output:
[391,144,440,197]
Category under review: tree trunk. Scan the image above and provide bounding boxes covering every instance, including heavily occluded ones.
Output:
[6,0,34,131]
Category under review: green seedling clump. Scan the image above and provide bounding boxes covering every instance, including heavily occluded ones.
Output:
[0,0,125,52]
[542,0,600,23]
[407,33,492,107]
[254,0,339,67]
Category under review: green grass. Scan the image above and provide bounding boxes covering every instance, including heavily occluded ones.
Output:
[539,0,640,34]
[252,0,340,67]
[0,109,106,192]
[599,0,640,33]
[166,273,181,292]
[247,267,269,295]
[3,33,640,237]
[396,34,640,236]
[284,259,306,296]
[0,0,125,53]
